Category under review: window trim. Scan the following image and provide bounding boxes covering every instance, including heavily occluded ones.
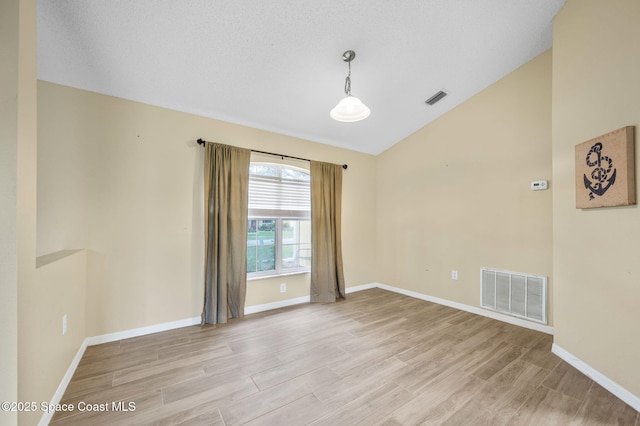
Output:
[247,217,311,279]
[247,269,310,281]
[247,160,311,279]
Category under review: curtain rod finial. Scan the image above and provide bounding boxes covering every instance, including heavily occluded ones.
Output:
[197,138,206,146]
[342,164,348,170]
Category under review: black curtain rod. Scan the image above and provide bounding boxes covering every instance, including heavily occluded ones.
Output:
[196,139,348,170]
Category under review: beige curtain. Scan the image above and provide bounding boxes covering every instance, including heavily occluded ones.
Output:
[310,161,346,302]
[202,142,251,324]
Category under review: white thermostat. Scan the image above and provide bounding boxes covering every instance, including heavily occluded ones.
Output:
[531,180,548,191]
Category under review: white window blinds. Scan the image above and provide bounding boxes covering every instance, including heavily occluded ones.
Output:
[248,163,310,218]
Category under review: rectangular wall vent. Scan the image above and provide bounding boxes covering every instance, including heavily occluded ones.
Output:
[480,268,547,324]
[425,90,447,105]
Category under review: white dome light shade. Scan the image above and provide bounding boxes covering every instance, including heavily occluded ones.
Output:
[330,95,371,122]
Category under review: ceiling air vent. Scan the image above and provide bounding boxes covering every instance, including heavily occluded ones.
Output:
[425,90,447,106]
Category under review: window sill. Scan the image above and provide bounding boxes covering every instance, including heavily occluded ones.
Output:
[247,270,310,281]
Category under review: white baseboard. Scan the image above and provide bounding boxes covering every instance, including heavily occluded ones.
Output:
[243,283,378,315]
[345,283,378,293]
[375,282,554,335]
[244,296,310,315]
[47,282,640,426]
[38,340,88,426]
[83,285,376,344]
[85,316,201,346]
[43,284,639,426]
[44,280,555,426]
[552,343,640,412]
[245,282,554,334]
[40,316,201,424]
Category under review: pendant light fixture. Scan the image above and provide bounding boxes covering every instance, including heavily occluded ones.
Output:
[330,50,370,122]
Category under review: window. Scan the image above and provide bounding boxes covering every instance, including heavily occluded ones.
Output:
[247,162,311,277]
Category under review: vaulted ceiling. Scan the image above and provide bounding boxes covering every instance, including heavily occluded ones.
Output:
[37,0,565,155]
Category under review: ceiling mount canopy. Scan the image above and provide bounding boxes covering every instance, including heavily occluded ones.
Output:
[330,50,370,123]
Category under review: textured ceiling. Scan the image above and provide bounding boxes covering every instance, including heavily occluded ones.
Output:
[37,0,566,155]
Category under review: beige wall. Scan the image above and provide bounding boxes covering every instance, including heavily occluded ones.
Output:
[28,251,87,422]
[552,0,640,397]
[1,2,79,424]
[0,0,21,421]
[11,0,42,424]
[376,51,553,320]
[28,1,640,412]
[20,0,640,418]
[38,81,377,336]
[36,87,88,256]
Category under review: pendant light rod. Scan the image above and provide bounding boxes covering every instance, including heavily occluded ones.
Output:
[343,50,355,96]
[330,49,370,122]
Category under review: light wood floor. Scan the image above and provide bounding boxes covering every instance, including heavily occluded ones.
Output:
[51,288,639,425]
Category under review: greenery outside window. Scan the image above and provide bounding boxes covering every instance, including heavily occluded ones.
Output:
[247,162,311,277]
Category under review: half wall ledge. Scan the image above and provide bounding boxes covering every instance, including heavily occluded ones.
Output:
[36,249,83,268]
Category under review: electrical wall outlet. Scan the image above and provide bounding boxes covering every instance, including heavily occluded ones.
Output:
[451,270,458,280]
[62,314,68,335]
[280,283,286,293]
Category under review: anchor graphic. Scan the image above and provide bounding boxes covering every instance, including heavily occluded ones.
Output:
[583,142,616,200]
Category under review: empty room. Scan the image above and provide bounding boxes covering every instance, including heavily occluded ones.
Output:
[2,0,640,424]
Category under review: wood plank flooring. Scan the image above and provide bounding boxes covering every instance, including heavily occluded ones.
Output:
[50,288,639,425]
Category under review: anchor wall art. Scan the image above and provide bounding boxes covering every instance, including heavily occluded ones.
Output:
[575,126,636,209]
